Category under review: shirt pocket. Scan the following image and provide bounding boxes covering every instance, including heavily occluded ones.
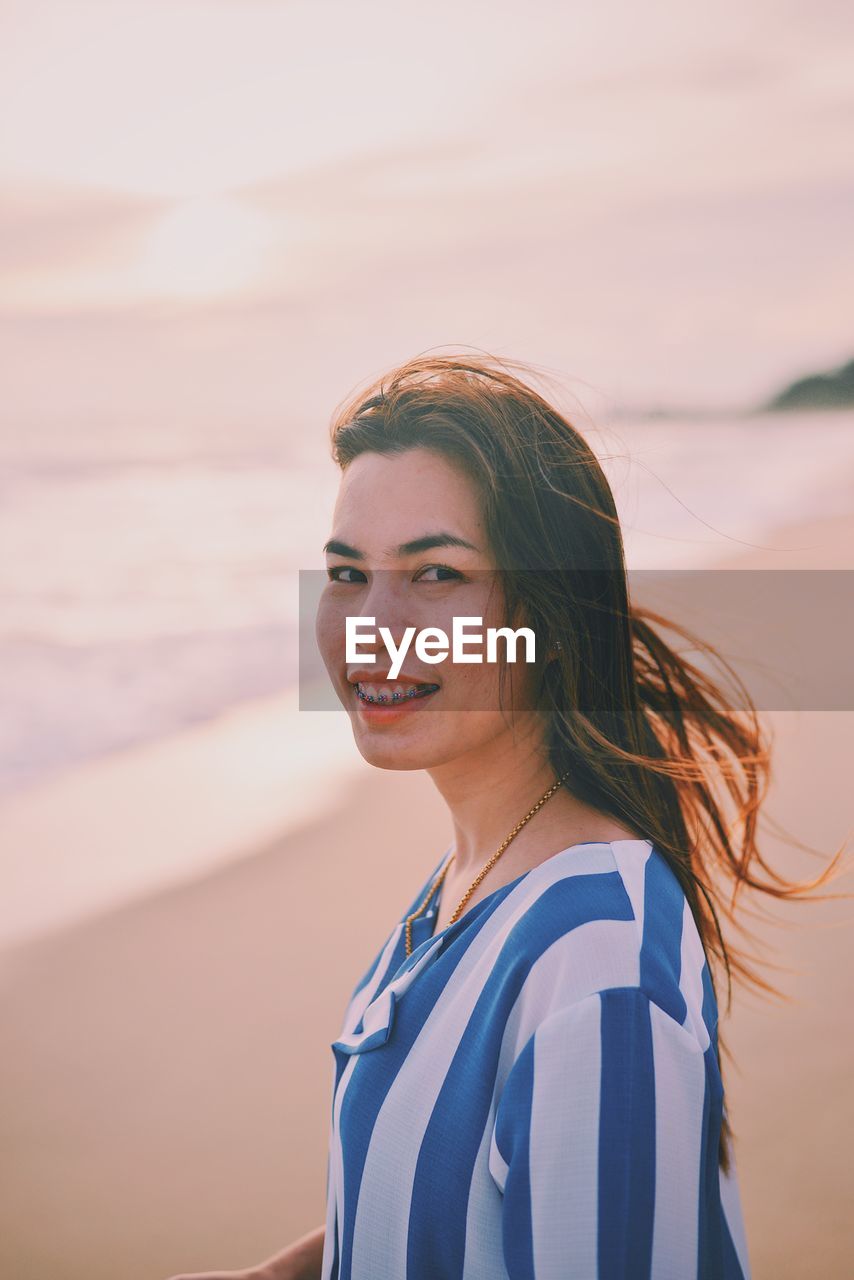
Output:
[330,932,445,1055]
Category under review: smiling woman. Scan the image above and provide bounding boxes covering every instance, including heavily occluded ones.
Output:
[170,351,849,1280]
[307,352,850,1280]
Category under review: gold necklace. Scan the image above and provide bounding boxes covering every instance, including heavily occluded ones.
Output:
[404,772,568,957]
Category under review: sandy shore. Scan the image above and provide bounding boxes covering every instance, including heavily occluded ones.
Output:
[0,761,453,1279]
[1,508,852,1279]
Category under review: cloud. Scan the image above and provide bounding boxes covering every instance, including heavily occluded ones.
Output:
[0,182,162,277]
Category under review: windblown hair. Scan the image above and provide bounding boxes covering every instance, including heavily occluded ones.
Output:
[327,349,851,1174]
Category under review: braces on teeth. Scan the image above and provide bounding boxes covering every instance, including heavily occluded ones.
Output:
[355,684,433,703]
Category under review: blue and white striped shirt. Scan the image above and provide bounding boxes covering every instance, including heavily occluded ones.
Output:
[321,838,751,1279]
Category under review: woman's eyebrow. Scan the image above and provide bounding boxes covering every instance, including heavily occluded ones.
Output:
[323,532,480,559]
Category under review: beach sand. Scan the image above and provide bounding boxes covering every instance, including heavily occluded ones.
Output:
[1,510,852,1279]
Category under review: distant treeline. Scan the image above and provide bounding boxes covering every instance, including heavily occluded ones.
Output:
[766,357,854,410]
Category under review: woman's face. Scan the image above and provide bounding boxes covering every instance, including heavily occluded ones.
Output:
[315,446,544,772]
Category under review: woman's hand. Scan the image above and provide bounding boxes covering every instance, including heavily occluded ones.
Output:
[164,1269,271,1280]
[164,1222,325,1280]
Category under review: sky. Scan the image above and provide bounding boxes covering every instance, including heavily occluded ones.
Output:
[1,0,853,429]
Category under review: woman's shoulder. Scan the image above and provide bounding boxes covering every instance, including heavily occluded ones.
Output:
[494,838,717,1052]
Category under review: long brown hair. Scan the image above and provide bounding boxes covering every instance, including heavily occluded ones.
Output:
[327,349,852,1174]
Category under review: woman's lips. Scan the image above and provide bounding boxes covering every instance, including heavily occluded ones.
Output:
[354,681,439,704]
[351,681,440,720]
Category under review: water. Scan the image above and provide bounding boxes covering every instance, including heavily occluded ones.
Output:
[2,410,852,796]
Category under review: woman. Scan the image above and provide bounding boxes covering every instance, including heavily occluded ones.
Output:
[171,353,846,1280]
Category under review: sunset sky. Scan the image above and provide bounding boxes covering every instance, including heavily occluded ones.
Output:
[2,0,852,426]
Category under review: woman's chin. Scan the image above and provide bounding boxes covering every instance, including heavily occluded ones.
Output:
[350,723,462,773]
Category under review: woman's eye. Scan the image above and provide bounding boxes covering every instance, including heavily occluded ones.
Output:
[415,564,463,582]
[327,566,367,583]
[326,564,463,584]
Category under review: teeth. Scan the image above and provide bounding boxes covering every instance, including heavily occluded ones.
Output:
[355,681,437,703]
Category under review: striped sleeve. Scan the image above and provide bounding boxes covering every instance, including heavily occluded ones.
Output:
[489,985,709,1279]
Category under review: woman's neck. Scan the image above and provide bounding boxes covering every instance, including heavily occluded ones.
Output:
[426,728,637,882]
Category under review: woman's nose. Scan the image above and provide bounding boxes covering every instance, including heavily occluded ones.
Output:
[357,571,418,641]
